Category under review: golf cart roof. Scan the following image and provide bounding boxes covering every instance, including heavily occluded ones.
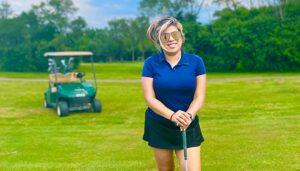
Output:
[44,51,93,57]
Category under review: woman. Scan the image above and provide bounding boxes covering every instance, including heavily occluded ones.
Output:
[141,17,207,171]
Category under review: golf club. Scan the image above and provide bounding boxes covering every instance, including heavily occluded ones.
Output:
[182,129,188,171]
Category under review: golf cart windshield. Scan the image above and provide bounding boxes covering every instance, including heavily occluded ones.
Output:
[44,51,97,89]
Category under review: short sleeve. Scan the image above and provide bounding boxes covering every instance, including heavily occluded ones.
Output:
[142,58,154,78]
[195,57,206,76]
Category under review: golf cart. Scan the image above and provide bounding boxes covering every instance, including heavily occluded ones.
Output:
[44,51,101,117]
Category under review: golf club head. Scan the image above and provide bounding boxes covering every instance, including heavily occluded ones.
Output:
[48,60,54,65]
[68,57,74,64]
[61,59,66,66]
[48,59,55,65]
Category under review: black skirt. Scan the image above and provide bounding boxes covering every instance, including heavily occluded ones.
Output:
[143,116,204,149]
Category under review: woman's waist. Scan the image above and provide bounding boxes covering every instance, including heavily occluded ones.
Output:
[145,108,199,125]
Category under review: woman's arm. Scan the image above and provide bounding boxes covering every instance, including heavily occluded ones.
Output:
[186,74,207,118]
[142,77,191,126]
[142,77,174,119]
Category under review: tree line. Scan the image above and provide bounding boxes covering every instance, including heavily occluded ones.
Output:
[0,0,299,72]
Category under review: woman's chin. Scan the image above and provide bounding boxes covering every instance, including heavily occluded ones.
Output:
[165,47,180,54]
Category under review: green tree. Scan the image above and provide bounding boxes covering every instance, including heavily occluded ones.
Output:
[107,19,129,61]
[0,0,12,19]
[32,0,77,33]
[139,0,204,21]
[134,16,151,61]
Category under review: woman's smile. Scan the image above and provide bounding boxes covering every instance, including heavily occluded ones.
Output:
[167,42,177,49]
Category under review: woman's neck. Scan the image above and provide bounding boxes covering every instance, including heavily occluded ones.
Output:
[164,50,181,65]
[163,51,181,68]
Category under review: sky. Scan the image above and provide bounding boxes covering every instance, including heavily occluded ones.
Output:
[2,0,224,28]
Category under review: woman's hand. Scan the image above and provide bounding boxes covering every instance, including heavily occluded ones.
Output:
[171,110,192,130]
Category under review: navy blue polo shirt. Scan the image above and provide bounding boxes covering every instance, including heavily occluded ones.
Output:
[142,51,206,122]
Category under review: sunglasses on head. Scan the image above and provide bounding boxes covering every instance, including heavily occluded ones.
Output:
[160,31,182,43]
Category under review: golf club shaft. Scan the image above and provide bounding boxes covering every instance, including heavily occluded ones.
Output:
[182,130,188,171]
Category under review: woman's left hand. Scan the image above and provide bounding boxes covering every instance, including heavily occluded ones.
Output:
[172,110,192,130]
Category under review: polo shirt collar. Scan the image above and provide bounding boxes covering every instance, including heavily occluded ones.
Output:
[158,49,190,66]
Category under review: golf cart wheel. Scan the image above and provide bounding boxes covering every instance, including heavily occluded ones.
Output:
[44,98,50,108]
[92,99,101,113]
[57,101,69,117]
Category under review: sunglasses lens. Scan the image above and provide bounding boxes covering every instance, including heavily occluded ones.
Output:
[160,31,181,43]
[171,31,181,40]
[161,34,169,42]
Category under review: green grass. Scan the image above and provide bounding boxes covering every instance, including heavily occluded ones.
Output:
[78,62,143,79]
[0,72,299,170]
[0,72,48,79]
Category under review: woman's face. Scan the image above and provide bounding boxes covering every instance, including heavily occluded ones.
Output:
[160,25,183,54]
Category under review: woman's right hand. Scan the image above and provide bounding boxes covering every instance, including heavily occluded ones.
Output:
[171,110,192,130]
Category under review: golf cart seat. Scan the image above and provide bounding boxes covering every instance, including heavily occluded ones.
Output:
[49,72,80,83]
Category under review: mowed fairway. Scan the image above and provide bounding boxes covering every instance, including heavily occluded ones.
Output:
[0,65,299,170]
